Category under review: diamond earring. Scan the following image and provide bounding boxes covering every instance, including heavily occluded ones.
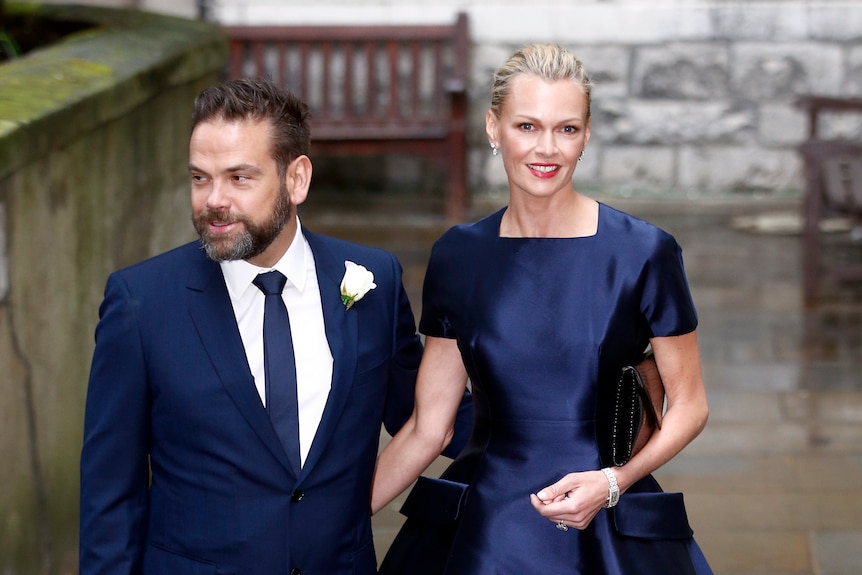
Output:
[491,144,499,156]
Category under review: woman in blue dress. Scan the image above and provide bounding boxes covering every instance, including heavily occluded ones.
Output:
[372,44,713,575]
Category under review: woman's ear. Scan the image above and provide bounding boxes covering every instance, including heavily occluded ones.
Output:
[485,109,499,149]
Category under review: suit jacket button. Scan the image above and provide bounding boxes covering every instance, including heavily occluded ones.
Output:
[291,490,304,502]
[290,569,302,575]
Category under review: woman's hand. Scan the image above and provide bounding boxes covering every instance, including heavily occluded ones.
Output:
[529,470,610,531]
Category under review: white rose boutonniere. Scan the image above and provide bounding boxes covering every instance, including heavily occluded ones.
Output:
[340,261,377,310]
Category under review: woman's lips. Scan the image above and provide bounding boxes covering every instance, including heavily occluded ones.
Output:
[528,163,560,178]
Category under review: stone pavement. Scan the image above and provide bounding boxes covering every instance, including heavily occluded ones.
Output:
[300,193,862,575]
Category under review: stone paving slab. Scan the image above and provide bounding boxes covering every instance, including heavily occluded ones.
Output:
[694,529,812,574]
[814,531,862,575]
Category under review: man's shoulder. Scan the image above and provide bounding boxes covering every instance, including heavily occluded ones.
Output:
[121,241,203,269]
[112,241,209,284]
[304,228,397,268]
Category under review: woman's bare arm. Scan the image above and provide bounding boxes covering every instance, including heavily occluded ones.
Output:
[612,330,709,491]
[371,336,469,515]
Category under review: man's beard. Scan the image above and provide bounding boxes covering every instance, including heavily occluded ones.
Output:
[193,185,292,262]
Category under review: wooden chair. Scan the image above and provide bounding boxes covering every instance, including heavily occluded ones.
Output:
[796,96,862,304]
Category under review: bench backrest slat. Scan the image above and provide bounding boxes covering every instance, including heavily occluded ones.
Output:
[386,40,398,119]
[433,42,444,117]
[853,160,862,208]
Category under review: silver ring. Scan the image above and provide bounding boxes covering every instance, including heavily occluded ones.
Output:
[556,520,568,532]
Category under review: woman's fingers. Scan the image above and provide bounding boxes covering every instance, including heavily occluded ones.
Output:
[534,480,569,504]
[530,470,609,530]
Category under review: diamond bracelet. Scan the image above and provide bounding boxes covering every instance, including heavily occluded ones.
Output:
[601,467,620,508]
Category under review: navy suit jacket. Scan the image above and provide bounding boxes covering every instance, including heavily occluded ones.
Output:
[80,228,426,575]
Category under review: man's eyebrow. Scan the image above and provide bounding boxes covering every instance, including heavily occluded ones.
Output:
[187,163,264,175]
[225,164,264,174]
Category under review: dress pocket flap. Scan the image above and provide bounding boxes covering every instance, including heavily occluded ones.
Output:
[611,492,694,539]
[399,476,469,525]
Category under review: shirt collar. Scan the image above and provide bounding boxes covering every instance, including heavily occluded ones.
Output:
[220,216,310,299]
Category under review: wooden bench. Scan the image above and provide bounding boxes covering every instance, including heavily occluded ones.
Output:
[225,14,470,221]
[795,95,862,304]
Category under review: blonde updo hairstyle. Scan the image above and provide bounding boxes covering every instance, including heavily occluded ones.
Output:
[489,44,594,120]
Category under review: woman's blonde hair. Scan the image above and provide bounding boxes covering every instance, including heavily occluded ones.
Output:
[489,44,594,119]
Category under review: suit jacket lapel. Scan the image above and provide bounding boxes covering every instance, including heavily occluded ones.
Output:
[300,229,358,478]
[184,251,295,476]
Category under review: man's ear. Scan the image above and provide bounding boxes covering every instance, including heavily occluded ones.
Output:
[286,155,312,207]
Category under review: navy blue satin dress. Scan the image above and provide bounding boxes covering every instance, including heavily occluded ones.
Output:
[385,204,712,575]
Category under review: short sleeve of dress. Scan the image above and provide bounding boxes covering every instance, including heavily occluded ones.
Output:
[642,231,699,338]
[418,234,458,339]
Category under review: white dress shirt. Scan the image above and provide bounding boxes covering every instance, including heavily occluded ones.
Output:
[220,218,333,467]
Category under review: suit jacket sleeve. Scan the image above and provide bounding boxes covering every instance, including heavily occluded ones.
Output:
[381,252,423,437]
[80,272,151,575]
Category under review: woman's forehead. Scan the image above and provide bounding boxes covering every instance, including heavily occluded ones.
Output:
[502,76,589,117]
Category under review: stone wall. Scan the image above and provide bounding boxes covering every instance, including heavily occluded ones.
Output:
[210,0,862,200]
[0,5,227,573]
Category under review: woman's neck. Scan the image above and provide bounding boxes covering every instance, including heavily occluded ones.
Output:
[501,191,598,238]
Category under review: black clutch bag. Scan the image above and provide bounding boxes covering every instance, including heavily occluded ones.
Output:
[599,357,664,467]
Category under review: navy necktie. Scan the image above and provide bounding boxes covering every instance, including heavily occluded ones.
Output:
[253,271,301,473]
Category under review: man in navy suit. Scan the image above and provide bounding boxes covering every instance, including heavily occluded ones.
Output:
[79,77,463,574]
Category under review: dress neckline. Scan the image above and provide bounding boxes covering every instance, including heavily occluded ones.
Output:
[495,202,602,240]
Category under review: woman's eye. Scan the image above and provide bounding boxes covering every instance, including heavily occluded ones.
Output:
[562,126,577,134]
[519,123,534,131]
